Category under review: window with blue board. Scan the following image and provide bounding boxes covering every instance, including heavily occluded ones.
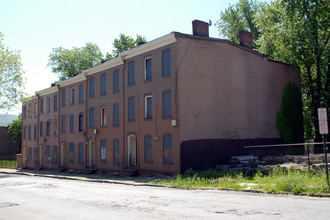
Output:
[89,108,94,128]
[40,98,44,113]
[46,121,50,136]
[144,135,152,162]
[89,77,94,97]
[61,115,66,133]
[79,84,84,103]
[128,97,135,121]
[53,145,57,163]
[33,148,37,164]
[113,139,120,164]
[145,57,152,80]
[162,50,171,76]
[113,70,119,92]
[128,62,135,84]
[162,91,172,118]
[34,124,37,139]
[79,114,83,132]
[163,135,172,163]
[28,147,32,162]
[79,143,84,164]
[28,125,31,139]
[113,104,119,126]
[23,126,26,139]
[100,140,106,162]
[69,114,74,133]
[69,143,74,163]
[62,89,66,106]
[54,94,57,111]
[101,74,106,95]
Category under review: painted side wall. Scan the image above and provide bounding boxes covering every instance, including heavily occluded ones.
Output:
[177,36,301,142]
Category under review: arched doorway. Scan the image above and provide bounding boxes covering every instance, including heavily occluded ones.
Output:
[88,140,96,168]
[60,143,66,168]
[127,135,137,168]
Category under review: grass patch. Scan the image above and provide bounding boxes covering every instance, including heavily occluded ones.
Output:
[0,160,17,168]
[151,167,330,196]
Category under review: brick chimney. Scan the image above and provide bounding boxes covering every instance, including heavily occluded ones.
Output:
[192,20,209,37]
[239,30,253,49]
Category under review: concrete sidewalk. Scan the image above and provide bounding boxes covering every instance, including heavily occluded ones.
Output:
[0,168,163,187]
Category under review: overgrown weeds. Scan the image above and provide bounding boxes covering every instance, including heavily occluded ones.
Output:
[151,166,330,196]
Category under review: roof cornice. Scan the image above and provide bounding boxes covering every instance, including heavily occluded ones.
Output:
[120,33,177,60]
[57,73,86,87]
[36,86,58,96]
[83,57,123,76]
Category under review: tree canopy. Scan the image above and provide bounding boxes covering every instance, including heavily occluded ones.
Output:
[217,0,329,141]
[106,34,147,60]
[7,114,22,144]
[48,42,104,80]
[0,33,25,111]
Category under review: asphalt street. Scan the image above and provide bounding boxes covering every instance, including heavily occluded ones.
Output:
[0,173,329,219]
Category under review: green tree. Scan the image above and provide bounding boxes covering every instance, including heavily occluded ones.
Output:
[217,0,329,141]
[277,82,304,144]
[215,0,261,47]
[106,34,147,60]
[7,114,22,144]
[0,32,25,111]
[48,42,104,80]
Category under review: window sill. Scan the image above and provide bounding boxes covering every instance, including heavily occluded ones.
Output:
[163,162,173,165]
[144,78,152,82]
[162,74,171,78]
[113,90,120,94]
[144,118,153,121]
[128,82,136,86]
[144,161,153,164]
[128,119,136,122]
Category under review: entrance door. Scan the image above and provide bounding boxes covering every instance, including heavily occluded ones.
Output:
[60,143,66,167]
[89,140,96,168]
[39,145,43,167]
[127,135,137,167]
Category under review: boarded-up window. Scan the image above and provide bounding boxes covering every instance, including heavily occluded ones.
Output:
[113,70,119,92]
[34,124,37,139]
[28,147,32,162]
[33,148,37,164]
[53,120,57,136]
[145,57,152,80]
[61,115,66,133]
[23,126,26,139]
[34,103,38,116]
[113,139,120,164]
[29,104,32,117]
[100,140,106,162]
[163,135,172,163]
[62,89,66,106]
[128,62,135,84]
[40,122,43,137]
[144,135,152,162]
[113,104,119,126]
[162,91,172,118]
[89,77,95,97]
[69,114,74,133]
[53,145,57,163]
[101,74,106,95]
[46,121,50,136]
[40,98,44,113]
[79,84,84,103]
[162,50,171,76]
[28,125,31,139]
[128,97,135,121]
[53,94,57,111]
[69,143,74,163]
[79,143,84,164]
[89,108,94,128]
[79,114,83,132]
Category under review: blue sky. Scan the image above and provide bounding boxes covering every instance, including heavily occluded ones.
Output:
[0,0,241,114]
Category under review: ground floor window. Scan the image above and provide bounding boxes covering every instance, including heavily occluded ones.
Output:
[163,135,172,163]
